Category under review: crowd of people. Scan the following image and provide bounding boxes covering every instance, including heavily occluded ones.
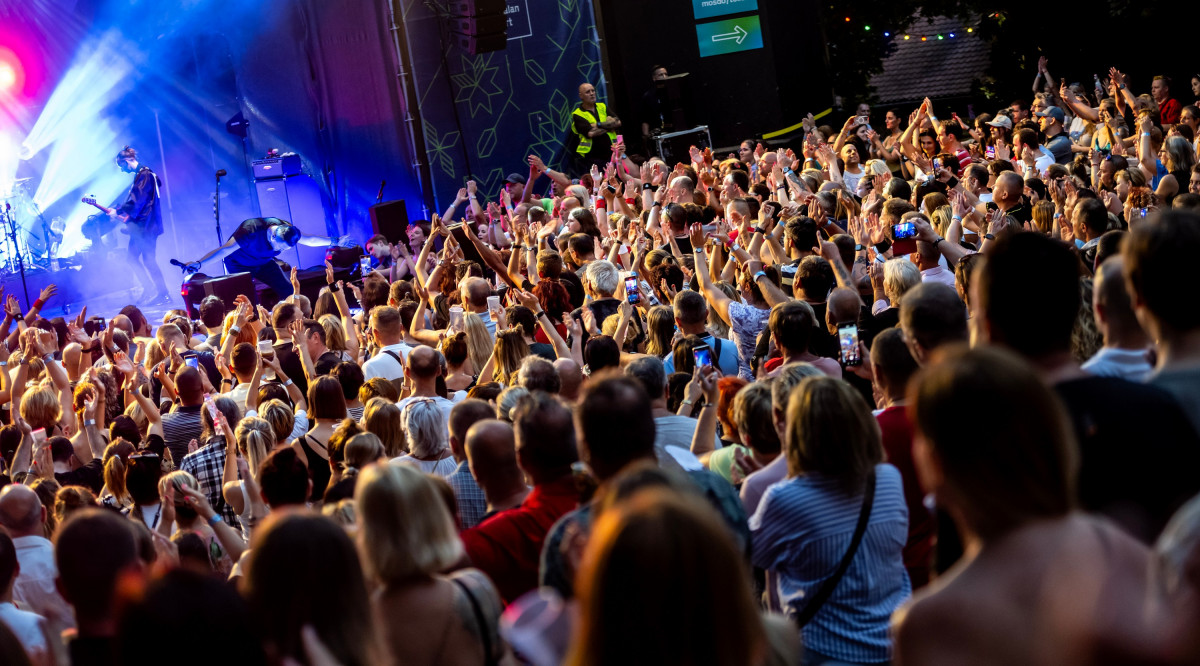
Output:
[1,65,1200,666]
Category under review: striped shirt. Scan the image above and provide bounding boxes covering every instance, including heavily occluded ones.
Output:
[750,464,910,664]
[161,406,204,467]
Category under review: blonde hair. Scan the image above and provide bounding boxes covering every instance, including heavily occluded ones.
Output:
[123,401,149,439]
[492,328,530,386]
[883,258,921,304]
[645,306,675,357]
[159,470,199,507]
[20,386,61,432]
[144,340,166,373]
[1031,201,1055,234]
[864,159,890,177]
[355,463,463,583]
[462,313,492,375]
[320,314,349,353]
[363,398,405,458]
[235,417,275,478]
[258,399,295,445]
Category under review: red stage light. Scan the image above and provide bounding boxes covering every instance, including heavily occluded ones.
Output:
[0,47,24,94]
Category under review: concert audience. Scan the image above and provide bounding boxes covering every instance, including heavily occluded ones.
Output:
[1,63,1200,666]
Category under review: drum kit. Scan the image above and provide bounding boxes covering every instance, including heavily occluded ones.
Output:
[0,177,65,274]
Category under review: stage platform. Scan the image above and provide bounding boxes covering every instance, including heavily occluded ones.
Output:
[0,259,186,324]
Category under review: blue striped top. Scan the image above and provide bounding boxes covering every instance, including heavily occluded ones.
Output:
[750,463,910,664]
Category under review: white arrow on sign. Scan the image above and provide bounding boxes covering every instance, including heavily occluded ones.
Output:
[711,24,748,45]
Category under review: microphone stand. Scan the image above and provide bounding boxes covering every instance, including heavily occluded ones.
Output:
[2,205,30,307]
[214,169,227,275]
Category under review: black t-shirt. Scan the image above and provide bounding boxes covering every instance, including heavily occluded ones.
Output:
[1055,376,1200,543]
[529,341,556,361]
[229,217,291,265]
[274,342,309,397]
[56,459,103,494]
[807,302,838,359]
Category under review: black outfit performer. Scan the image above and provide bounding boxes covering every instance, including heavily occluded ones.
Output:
[115,146,170,305]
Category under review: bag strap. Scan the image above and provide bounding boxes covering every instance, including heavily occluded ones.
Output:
[451,576,498,666]
[794,468,877,628]
[381,350,404,365]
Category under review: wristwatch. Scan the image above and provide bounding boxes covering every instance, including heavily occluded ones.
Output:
[854,244,866,252]
[984,233,996,240]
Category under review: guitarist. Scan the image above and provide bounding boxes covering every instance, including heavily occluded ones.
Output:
[115,145,170,305]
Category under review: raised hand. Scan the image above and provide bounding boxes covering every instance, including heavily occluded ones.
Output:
[466,180,478,196]
[528,154,547,173]
[290,266,301,294]
[113,351,135,375]
[37,284,57,303]
[688,222,706,249]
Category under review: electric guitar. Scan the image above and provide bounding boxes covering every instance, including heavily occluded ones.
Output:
[81,197,133,233]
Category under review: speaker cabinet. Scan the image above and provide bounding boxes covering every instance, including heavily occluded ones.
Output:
[255,174,331,270]
[369,199,410,246]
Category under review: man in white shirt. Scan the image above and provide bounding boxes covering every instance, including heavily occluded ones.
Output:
[1013,127,1055,177]
[395,346,458,429]
[913,238,958,291]
[1082,257,1153,380]
[0,532,48,664]
[362,305,412,382]
[0,485,72,628]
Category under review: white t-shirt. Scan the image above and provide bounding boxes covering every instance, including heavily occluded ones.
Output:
[0,602,47,664]
[362,343,413,382]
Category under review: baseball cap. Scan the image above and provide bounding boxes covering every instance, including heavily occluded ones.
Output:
[985,115,1013,129]
[504,173,527,185]
[1034,106,1066,123]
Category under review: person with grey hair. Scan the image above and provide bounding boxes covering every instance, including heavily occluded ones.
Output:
[392,397,456,477]
[495,386,530,423]
[0,484,72,626]
[624,356,720,465]
[871,257,921,331]
[572,260,624,348]
[516,356,561,394]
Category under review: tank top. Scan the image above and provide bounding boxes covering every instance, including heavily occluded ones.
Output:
[296,434,332,502]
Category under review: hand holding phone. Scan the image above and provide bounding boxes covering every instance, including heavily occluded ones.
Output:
[892,221,917,254]
[624,274,640,304]
[837,323,862,367]
[692,343,713,370]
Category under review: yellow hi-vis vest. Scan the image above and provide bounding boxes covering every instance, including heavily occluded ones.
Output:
[571,103,617,155]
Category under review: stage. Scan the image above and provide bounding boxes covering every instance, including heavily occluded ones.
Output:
[0,256,187,324]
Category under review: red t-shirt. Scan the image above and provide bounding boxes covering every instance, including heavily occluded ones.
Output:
[459,476,580,604]
[876,405,935,590]
[1159,97,1182,125]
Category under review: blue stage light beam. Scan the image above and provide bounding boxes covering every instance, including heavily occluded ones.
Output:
[21,30,136,160]
[56,171,130,257]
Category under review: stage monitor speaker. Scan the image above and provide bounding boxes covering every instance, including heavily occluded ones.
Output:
[369,200,410,246]
[255,174,331,270]
[182,272,256,319]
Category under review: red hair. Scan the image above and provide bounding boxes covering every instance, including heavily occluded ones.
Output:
[717,377,748,441]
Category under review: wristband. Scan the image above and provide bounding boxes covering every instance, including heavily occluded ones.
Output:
[952,215,963,222]
[934,237,945,248]
[207,514,223,527]
[652,201,662,208]
[875,239,892,253]
[0,361,5,367]
[328,282,340,292]
[228,325,241,336]
[984,233,996,240]
[110,345,120,353]
[83,419,96,427]
[536,310,549,319]
[524,245,535,251]
[624,198,635,205]
[221,378,233,385]
[283,378,294,387]
[1141,132,1150,137]
[753,270,767,282]
[753,227,766,235]
[642,183,653,191]
[693,247,705,254]
[680,399,694,407]
[32,299,44,310]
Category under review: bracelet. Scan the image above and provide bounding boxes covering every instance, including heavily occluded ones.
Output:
[680,399,694,407]
[652,201,662,208]
[228,325,241,336]
[207,514,223,527]
[934,237,945,248]
[753,270,767,282]
[984,233,996,240]
[524,245,535,251]
[328,281,340,292]
[536,310,549,319]
[83,419,96,427]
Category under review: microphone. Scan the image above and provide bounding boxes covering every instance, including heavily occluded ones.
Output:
[376,179,386,202]
[169,259,188,269]
[216,169,228,178]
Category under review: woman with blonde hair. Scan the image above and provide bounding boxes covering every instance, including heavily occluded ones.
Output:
[391,398,456,477]
[363,397,405,458]
[1031,200,1056,234]
[222,417,275,540]
[319,314,356,364]
[462,312,493,375]
[99,439,137,510]
[751,377,909,663]
[356,463,510,665]
[490,328,529,386]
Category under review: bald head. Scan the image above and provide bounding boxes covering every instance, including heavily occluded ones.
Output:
[0,484,45,537]
[578,83,597,103]
[460,277,491,310]
[826,288,862,334]
[465,419,524,503]
[553,359,584,402]
[994,172,1024,207]
[1094,256,1142,341]
[405,345,441,381]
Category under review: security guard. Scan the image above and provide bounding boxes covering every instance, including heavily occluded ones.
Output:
[567,82,621,176]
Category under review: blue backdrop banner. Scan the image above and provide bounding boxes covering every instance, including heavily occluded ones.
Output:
[400,0,606,214]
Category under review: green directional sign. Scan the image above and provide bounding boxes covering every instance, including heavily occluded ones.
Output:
[691,0,758,20]
[696,16,763,58]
